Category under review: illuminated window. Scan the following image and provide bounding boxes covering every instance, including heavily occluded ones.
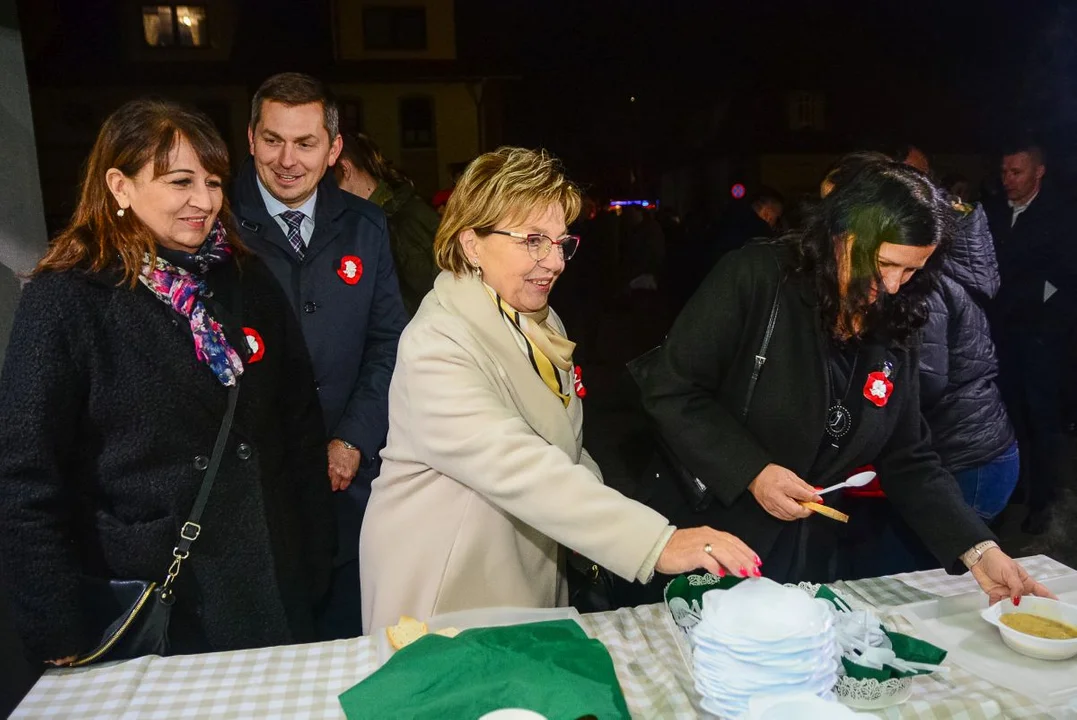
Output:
[363,7,427,51]
[142,5,208,48]
[399,97,434,149]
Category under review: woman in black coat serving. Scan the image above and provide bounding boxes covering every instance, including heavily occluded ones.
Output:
[0,99,335,664]
[639,159,1049,604]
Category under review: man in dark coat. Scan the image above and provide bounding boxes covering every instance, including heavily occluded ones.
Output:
[233,73,408,638]
[984,143,1077,534]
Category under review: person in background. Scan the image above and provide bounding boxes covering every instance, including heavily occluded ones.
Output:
[941,172,972,203]
[0,99,333,664]
[232,72,408,639]
[432,161,470,215]
[708,186,785,269]
[620,205,666,292]
[638,158,1051,605]
[890,143,930,175]
[550,195,604,363]
[889,147,1019,521]
[984,142,1077,534]
[335,132,439,316]
[360,147,760,632]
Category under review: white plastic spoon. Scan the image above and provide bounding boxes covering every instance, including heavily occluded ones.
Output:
[817,470,877,496]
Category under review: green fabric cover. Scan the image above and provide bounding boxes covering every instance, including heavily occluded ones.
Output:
[339,620,630,720]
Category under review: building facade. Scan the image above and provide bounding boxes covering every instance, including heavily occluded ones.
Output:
[20,0,509,233]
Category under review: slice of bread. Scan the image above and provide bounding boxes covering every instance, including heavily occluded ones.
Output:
[386,615,428,650]
[433,626,460,638]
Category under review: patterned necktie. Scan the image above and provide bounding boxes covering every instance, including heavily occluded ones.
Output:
[280,210,306,260]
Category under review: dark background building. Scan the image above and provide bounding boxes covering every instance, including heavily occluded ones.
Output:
[18,0,513,234]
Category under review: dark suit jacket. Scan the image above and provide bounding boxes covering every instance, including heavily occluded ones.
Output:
[638,243,993,573]
[233,163,408,564]
[0,258,334,662]
[233,162,408,465]
[985,189,1077,334]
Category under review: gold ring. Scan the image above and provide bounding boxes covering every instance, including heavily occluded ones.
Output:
[704,544,713,555]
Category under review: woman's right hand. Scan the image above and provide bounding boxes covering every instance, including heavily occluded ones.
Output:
[656,527,761,578]
[748,464,822,521]
[47,655,76,666]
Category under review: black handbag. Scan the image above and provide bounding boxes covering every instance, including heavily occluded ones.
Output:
[627,277,784,512]
[69,383,240,666]
[565,550,617,614]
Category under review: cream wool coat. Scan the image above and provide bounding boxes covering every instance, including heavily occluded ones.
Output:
[360,271,671,633]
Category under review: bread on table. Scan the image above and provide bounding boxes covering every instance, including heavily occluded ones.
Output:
[386,616,461,649]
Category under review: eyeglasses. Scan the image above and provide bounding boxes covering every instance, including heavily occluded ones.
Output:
[487,229,581,262]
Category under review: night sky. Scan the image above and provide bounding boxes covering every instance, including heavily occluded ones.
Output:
[17,0,1077,195]
[456,0,1074,193]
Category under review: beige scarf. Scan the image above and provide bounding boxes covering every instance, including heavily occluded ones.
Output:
[485,286,576,406]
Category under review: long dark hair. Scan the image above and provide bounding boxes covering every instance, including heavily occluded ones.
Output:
[788,158,950,347]
[334,132,410,188]
[36,98,244,287]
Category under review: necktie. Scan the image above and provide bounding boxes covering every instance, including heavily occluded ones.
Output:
[280,210,305,260]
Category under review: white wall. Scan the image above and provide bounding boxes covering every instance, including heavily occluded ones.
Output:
[0,0,47,362]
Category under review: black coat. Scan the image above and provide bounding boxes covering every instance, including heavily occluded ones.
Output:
[0,257,335,662]
[920,203,1014,472]
[985,188,1077,335]
[638,243,993,575]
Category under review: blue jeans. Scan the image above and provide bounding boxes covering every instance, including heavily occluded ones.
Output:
[840,443,1020,579]
[952,441,1020,522]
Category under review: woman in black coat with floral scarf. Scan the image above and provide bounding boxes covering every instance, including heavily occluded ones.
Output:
[638,159,1050,605]
[0,99,335,664]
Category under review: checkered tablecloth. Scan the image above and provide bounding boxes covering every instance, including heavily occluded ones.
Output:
[13,555,1074,719]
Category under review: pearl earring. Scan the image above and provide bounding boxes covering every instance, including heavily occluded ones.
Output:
[117,208,125,217]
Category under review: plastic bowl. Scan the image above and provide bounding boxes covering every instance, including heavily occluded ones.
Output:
[981,596,1077,661]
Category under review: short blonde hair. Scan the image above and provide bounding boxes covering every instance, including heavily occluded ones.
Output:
[434,147,581,276]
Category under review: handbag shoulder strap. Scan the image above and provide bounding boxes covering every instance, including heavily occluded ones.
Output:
[740,257,784,421]
[176,384,239,552]
[160,270,244,599]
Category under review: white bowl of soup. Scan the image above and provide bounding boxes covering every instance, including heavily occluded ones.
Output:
[981,596,1077,661]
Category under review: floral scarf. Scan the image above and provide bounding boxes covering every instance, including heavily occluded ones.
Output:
[138,221,245,386]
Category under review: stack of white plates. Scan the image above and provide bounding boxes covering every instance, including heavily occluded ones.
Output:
[691,578,840,719]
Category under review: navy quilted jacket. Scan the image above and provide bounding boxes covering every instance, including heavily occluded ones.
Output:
[919,203,1015,472]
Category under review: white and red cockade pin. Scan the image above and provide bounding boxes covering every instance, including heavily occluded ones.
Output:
[337,255,363,285]
[243,327,265,363]
[863,371,893,407]
[573,365,587,398]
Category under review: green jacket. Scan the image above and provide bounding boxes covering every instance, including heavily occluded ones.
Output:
[370,181,439,316]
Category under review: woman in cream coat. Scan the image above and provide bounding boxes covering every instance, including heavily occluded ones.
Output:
[360,147,759,632]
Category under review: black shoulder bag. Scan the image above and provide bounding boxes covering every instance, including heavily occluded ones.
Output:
[627,279,784,512]
[69,384,239,666]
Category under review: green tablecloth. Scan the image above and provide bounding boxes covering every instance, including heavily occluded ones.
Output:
[339,620,630,720]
